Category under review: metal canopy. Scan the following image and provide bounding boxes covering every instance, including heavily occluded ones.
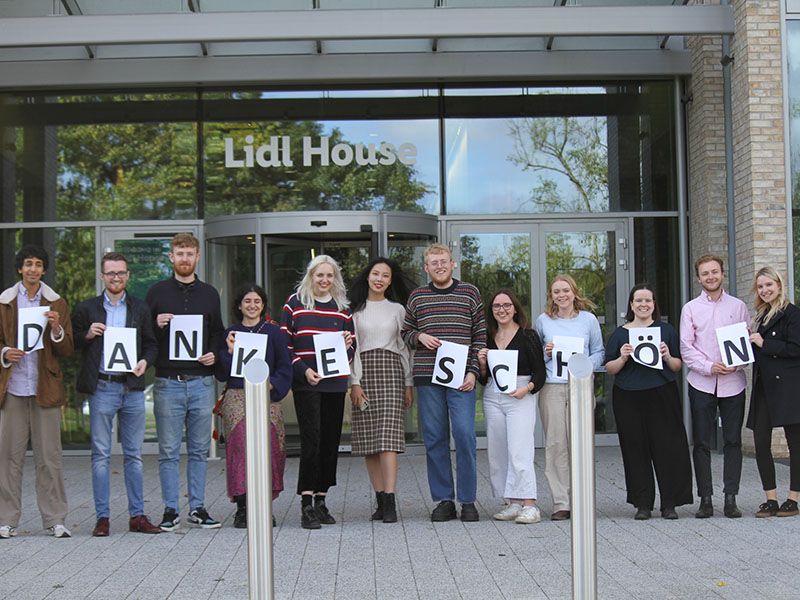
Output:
[0,3,734,90]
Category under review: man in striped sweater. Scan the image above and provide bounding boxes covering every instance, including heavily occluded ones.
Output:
[402,243,486,522]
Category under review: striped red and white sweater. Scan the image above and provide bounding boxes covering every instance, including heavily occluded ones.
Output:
[280,293,356,393]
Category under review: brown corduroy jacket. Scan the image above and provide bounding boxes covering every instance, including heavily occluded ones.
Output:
[0,281,74,408]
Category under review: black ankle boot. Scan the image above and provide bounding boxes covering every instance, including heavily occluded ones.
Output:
[724,493,742,518]
[234,505,247,528]
[382,493,397,523]
[695,496,713,519]
[371,491,385,521]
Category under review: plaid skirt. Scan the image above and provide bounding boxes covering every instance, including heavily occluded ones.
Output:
[351,349,406,456]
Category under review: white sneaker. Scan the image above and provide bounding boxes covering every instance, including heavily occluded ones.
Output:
[0,525,17,538]
[493,504,522,521]
[515,506,542,524]
[47,524,71,538]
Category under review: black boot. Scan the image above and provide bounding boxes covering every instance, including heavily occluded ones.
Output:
[695,496,713,519]
[724,494,742,518]
[233,494,247,528]
[382,493,397,523]
[371,491,385,521]
[314,495,336,525]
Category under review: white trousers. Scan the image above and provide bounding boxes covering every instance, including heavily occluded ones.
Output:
[483,376,538,500]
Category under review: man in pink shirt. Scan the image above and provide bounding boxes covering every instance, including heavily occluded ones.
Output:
[680,254,750,519]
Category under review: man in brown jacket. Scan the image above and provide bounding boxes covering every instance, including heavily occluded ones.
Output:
[0,245,74,539]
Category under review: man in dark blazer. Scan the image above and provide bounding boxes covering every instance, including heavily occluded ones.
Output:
[72,251,161,536]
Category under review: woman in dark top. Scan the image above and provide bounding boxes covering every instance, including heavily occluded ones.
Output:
[477,289,546,524]
[214,283,293,528]
[605,283,692,520]
[747,266,800,518]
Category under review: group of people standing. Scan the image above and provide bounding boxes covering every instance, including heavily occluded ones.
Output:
[0,238,797,539]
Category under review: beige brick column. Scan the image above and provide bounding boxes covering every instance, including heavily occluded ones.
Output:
[688,0,789,456]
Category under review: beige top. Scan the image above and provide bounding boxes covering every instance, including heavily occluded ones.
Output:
[349,299,413,387]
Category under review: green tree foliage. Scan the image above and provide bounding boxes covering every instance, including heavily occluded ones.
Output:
[508,116,609,213]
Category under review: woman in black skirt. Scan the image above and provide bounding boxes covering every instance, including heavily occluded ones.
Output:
[605,283,693,520]
[348,258,415,523]
[747,266,800,518]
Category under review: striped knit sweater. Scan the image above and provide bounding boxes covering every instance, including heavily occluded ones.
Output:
[402,280,486,386]
[280,293,356,393]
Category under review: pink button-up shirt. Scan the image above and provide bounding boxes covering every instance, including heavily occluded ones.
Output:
[680,289,750,397]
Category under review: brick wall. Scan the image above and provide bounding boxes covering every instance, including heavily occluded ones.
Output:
[687,0,789,456]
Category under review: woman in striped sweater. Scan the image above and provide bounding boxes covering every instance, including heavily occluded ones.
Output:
[280,255,356,530]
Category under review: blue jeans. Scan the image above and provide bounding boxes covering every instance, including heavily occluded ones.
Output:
[89,380,146,519]
[416,384,477,504]
[153,376,215,512]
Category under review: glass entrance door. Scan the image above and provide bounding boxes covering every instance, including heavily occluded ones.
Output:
[446,218,631,444]
[98,222,203,454]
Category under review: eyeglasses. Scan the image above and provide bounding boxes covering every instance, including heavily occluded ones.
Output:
[102,271,129,280]
[427,260,451,268]
[492,303,513,311]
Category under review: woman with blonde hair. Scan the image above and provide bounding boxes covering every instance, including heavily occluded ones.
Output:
[280,254,356,529]
[534,274,604,520]
[747,267,800,518]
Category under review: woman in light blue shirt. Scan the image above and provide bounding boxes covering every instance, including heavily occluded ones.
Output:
[534,274,604,520]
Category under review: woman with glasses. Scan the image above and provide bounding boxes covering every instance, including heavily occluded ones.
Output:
[214,283,292,528]
[747,267,800,518]
[281,255,355,530]
[534,274,604,520]
[604,283,692,520]
[478,289,546,524]
[347,258,415,523]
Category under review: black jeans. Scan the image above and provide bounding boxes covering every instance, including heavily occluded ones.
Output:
[293,389,345,495]
[752,379,800,492]
[689,384,745,496]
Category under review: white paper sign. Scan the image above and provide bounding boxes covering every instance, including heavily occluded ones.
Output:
[629,327,663,370]
[103,327,138,373]
[17,306,49,352]
[432,341,468,389]
[230,331,269,378]
[487,349,519,393]
[716,322,755,368]
[313,332,351,379]
[551,335,585,381]
[169,314,203,360]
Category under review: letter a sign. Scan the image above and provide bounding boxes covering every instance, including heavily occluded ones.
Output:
[17,306,49,352]
[169,314,203,360]
[103,327,137,372]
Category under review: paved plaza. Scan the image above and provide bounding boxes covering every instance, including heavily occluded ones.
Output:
[0,446,798,600]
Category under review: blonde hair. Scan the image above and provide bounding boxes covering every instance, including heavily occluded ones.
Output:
[544,273,597,318]
[297,254,349,311]
[424,243,451,261]
[752,266,789,328]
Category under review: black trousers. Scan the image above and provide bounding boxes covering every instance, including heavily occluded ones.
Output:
[293,389,346,495]
[689,385,745,496]
[613,382,694,510]
[752,379,800,492]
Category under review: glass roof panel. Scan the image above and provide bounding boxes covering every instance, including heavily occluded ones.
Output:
[0,46,90,62]
[72,0,185,14]
[322,39,433,54]
[95,44,204,59]
[209,41,319,56]
[319,0,435,7]
[437,38,546,52]
[198,0,315,11]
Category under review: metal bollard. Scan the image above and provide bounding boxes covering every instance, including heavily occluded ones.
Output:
[568,353,597,600]
[244,358,274,600]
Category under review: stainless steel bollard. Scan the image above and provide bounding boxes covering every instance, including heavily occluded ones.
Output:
[568,353,597,600]
[244,358,274,600]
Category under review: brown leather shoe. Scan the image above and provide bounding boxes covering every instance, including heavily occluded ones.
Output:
[551,510,571,521]
[93,517,110,537]
[129,515,162,534]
